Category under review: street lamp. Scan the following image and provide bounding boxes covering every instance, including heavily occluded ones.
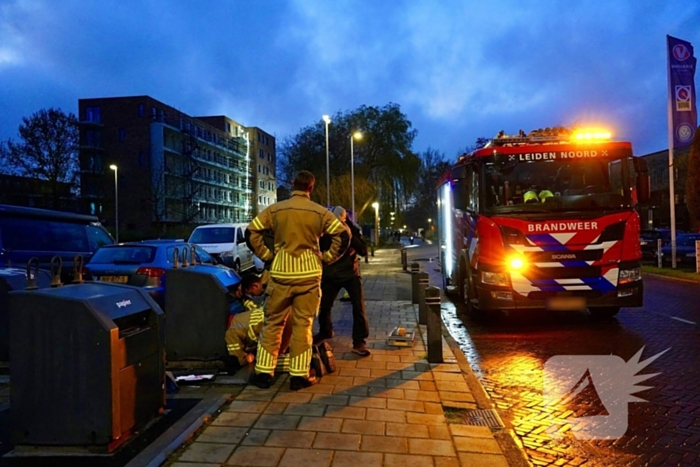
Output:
[350,131,362,219]
[109,164,119,243]
[323,115,331,206]
[372,201,379,244]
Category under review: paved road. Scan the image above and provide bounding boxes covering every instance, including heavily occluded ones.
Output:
[406,240,700,466]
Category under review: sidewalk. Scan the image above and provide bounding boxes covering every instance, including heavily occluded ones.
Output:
[165,247,511,467]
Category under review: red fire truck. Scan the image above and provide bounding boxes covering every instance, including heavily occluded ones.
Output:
[437,127,650,319]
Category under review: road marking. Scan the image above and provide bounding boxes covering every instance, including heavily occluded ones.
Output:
[670,316,697,325]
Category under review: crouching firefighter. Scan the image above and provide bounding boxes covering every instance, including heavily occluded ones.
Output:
[224,272,293,373]
[247,170,349,391]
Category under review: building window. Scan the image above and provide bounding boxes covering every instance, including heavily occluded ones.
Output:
[138,104,144,117]
[259,149,264,158]
[259,180,265,189]
[85,106,101,123]
[118,129,125,142]
[226,123,231,133]
[258,164,262,172]
[258,195,263,204]
[152,107,157,118]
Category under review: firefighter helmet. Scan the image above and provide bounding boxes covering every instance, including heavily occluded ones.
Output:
[524,190,539,204]
[539,190,554,202]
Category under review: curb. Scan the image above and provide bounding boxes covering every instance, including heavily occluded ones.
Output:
[438,313,532,467]
[643,272,700,285]
[128,393,231,467]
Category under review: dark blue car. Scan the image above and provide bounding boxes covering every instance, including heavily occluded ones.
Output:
[661,233,700,267]
[84,240,219,309]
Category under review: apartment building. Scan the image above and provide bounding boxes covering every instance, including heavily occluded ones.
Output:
[196,116,277,213]
[78,95,275,236]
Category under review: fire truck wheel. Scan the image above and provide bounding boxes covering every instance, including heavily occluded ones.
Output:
[589,306,620,320]
[459,262,484,319]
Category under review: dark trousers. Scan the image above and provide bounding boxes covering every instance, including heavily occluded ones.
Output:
[318,275,369,346]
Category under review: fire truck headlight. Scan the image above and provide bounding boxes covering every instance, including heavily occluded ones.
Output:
[509,257,525,271]
[618,267,641,285]
[482,271,510,287]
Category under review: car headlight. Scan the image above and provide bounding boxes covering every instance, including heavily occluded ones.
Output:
[482,271,510,287]
[220,250,234,258]
[618,267,641,285]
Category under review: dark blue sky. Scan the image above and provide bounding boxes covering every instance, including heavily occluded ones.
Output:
[0,0,698,160]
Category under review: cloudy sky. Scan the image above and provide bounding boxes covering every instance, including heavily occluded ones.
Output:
[0,0,698,160]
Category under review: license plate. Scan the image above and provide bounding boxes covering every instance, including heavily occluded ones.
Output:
[100,276,128,283]
[546,296,586,311]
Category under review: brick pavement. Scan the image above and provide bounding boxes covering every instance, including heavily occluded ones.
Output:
[165,247,513,467]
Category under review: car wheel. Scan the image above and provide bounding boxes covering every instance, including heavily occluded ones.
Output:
[590,306,620,320]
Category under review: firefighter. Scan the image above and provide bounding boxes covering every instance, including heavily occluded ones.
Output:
[225,273,293,372]
[227,273,264,328]
[225,274,265,368]
[247,170,350,391]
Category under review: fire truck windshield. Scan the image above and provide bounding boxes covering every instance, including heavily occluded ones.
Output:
[483,156,632,214]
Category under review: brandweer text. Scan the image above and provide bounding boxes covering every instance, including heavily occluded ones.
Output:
[528,222,599,232]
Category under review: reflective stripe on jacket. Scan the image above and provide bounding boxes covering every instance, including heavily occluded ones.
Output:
[224,302,265,365]
[247,190,350,282]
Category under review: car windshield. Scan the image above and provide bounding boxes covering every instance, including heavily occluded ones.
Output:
[483,156,632,214]
[677,235,700,247]
[189,227,235,243]
[90,246,156,264]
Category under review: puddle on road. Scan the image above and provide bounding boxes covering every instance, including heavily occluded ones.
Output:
[439,299,638,467]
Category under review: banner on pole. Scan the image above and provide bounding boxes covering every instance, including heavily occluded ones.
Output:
[667,35,697,150]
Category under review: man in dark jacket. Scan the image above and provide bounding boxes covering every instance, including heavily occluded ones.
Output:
[314,206,370,356]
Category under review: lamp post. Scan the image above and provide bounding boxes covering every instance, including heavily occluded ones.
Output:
[350,131,362,220]
[372,202,379,245]
[109,164,119,243]
[323,115,331,206]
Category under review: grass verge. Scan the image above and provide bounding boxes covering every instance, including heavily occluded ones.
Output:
[642,265,700,282]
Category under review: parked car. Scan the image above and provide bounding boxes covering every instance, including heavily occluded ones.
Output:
[0,204,114,282]
[661,233,700,266]
[84,240,221,308]
[188,223,263,272]
[640,228,685,261]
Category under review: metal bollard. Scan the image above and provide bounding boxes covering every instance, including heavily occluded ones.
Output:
[426,287,442,364]
[657,238,663,268]
[410,263,420,304]
[401,248,407,271]
[417,272,429,325]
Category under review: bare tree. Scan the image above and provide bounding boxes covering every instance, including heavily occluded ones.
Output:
[0,108,79,208]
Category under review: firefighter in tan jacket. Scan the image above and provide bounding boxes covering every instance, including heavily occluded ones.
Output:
[247,170,349,391]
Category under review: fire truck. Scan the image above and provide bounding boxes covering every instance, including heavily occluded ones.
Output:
[437,127,650,319]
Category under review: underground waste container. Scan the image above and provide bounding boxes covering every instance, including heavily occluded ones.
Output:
[165,257,240,362]
[8,282,165,451]
[0,265,52,361]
